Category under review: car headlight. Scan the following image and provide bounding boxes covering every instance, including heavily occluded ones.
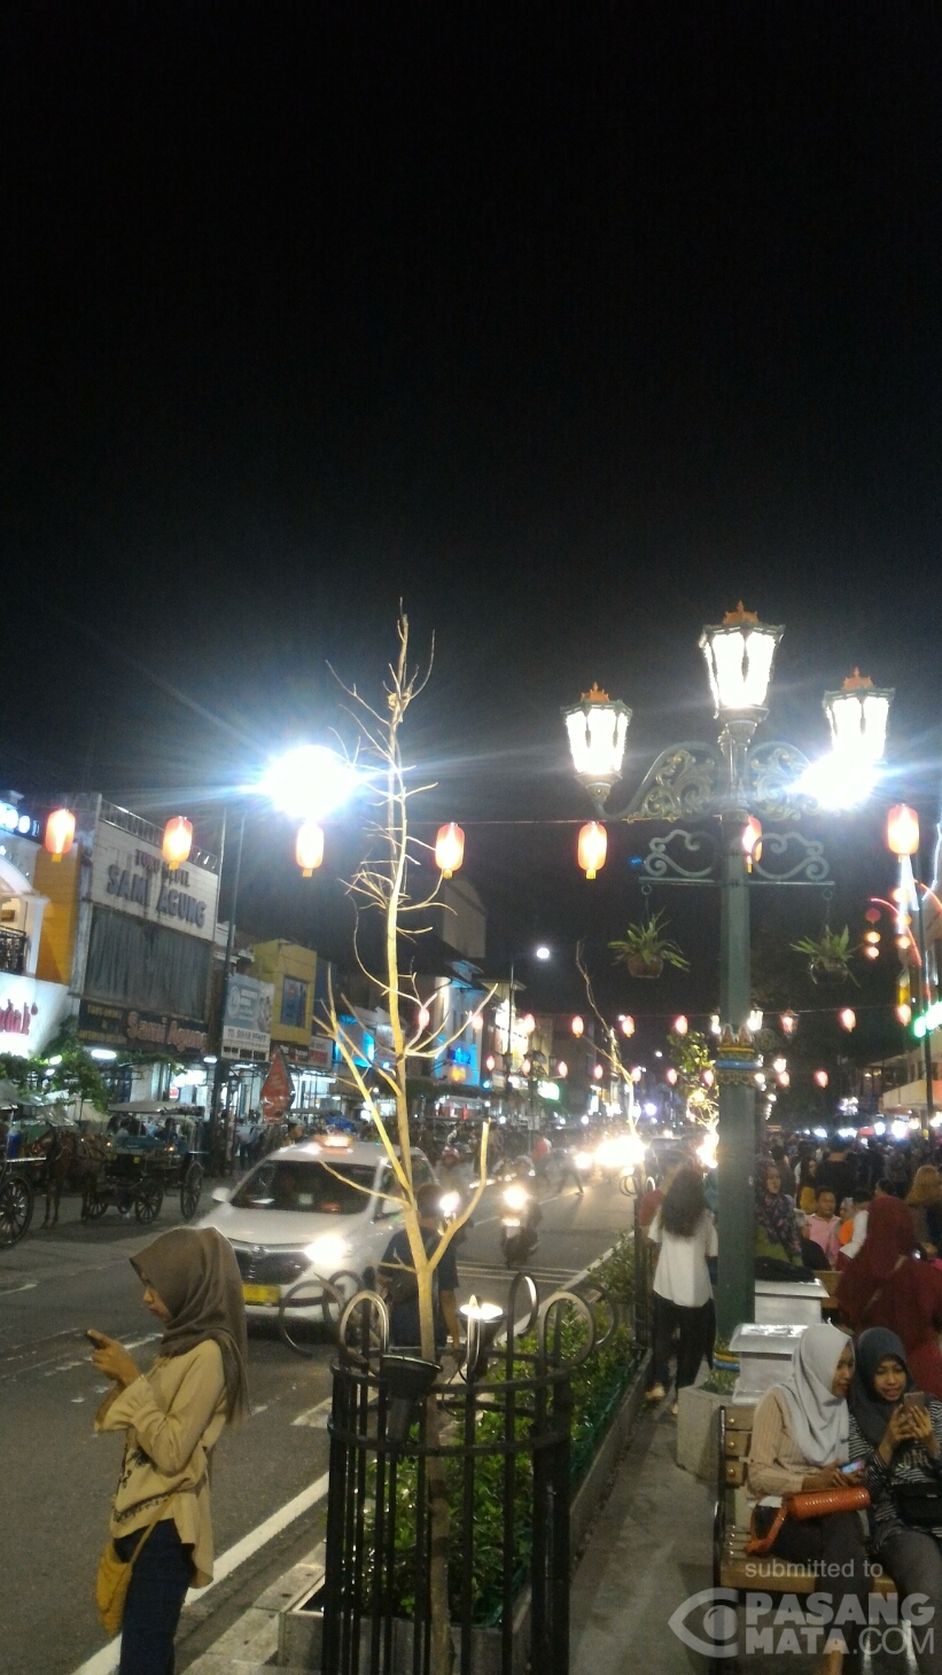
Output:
[303,1234,351,1269]
[503,1184,528,1211]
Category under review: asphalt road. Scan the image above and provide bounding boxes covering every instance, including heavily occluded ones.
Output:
[0,1170,631,1675]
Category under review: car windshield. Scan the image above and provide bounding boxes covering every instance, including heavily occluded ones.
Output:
[231,1159,378,1215]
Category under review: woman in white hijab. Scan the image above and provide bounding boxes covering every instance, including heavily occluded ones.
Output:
[748,1323,869,1675]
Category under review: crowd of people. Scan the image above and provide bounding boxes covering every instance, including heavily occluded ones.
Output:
[644,1131,942,1673]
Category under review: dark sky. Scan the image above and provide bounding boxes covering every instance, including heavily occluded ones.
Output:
[4,4,941,1033]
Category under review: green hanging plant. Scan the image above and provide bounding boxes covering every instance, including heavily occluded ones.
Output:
[609,910,690,978]
[790,925,859,986]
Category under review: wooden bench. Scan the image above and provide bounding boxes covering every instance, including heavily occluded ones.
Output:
[712,1403,896,1673]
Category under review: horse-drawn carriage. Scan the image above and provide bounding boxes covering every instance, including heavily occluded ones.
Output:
[0,1107,205,1236]
[85,1107,205,1224]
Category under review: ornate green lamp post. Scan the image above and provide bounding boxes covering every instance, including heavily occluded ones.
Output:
[564,606,893,1336]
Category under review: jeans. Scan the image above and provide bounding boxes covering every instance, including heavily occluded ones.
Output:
[651,1294,711,1393]
[878,1528,942,1675]
[115,1517,193,1675]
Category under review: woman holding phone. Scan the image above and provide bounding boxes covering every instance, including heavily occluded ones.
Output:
[89,1226,249,1674]
[748,1322,869,1675]
[846,1327,942,1675]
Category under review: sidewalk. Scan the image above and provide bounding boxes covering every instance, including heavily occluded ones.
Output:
[179,1399,717,1675]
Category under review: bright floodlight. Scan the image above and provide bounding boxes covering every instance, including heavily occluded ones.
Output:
[699,603,783,718]
[259,745,360,821]
[534,944,551,961]
[794,751,876,810]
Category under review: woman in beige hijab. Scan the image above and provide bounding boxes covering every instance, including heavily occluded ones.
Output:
[89,1226,248,1673]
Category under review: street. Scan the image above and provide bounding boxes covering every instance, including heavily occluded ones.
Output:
[0,1171,631,1675]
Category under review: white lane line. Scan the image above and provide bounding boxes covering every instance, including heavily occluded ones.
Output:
[68,1471,331,1675]
[0,1279,38,1294]
[292,1397,332,1428]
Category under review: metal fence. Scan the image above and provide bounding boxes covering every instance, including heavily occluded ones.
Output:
[632,1199,655,1349]
[321,1279,593,1675]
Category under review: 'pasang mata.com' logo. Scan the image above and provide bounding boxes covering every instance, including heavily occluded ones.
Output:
[668,1589,740,1659]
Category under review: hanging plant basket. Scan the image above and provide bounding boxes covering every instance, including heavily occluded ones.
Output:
[609,910,690,980]
[790,926,859,987]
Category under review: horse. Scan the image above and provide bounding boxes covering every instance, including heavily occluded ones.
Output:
[31,1126,111,1225]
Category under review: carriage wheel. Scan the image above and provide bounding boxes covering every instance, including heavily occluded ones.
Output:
[180,1163,203,1221]
[0,1176,34,1248]
[134,1179,164,1224]
[84,1188,109,1220]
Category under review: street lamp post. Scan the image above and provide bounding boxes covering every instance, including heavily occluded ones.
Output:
[887,803,938,1129]
[564,605,893,1338]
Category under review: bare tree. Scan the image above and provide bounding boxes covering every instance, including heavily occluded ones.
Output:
[322,612,492,1672]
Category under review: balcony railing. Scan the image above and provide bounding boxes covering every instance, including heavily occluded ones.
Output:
[0,928,28,976]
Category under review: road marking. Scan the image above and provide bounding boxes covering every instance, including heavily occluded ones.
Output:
[292,1397,332,1427]
[0,1279,38,1294]
[68,1471,331,1675]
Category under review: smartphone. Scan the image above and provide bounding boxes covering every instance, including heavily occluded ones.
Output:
[903,1391,927,1411]
[841,1460,865,1474]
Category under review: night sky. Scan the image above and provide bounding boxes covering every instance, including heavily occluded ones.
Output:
[4,5,941,1043]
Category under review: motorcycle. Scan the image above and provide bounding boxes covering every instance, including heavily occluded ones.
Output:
[500,1178,541,1266]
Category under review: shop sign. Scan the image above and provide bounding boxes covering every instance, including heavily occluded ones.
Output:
[0,973,71,1058]
[89,819,219,942]
[221,975,274,1061]
[309,1035,335,1072]
[78,999,208,1055]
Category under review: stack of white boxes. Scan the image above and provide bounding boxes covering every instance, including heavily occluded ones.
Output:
[730,1321,810,1405]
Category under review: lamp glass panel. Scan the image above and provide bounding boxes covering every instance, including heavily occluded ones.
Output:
[565,706,628,782]
[827,692,890,763]
[707,627,778,712]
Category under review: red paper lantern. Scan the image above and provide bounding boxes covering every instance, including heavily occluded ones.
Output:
[887,804,919,857]
[571,1015,585,1037]
[162,815,193,872]
[44,806,76,863]
[577,820,607,881]
[435,822,465,878]
[838,1007,857,1032]
[620,1015,635,1038]
[295,821,325,877]
[814,1069,829,1089]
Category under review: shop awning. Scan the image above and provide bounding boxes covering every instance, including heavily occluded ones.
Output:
[880,1078,942,1112]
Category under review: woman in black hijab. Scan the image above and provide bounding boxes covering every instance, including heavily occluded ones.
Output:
[847,1327,942,1675]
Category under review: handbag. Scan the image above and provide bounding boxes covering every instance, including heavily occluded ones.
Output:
[746,1485,870,1555]
[95,1497,172,1637]
[894,1482,942,1528]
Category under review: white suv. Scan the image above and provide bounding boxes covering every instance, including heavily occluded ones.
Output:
[199,1134,436,1324]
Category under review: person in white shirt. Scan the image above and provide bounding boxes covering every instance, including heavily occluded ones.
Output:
[645,1165,717,1414]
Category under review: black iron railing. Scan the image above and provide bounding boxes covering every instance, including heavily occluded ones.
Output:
[321,1277,591,1675]
[0,928,27,975]
[632,1199,655,1349]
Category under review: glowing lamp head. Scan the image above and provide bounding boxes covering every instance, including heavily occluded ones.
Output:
[665,1067,678,1086]
[161,815,193,872]
[780,1011,798,1037]
[838,1008,857,1032]
[435,822,465,878]
[521,1012,536,1036]
[620,1014,635,1038]
[563,686,632,800]
[887,804,920,858]
[897,1003,913,1026]
[699,603,783,717]
[44,805,76,863]
[593,1063,603,1081]
[777,1070,791,1088]
[577,820,607,881]
[823,670,893,766]
[673,1015,689,1036]
[814,1069,829,1089]
[863,944,880,960]
[571,1014,585,1038]
[295,820,325,878]
[557,1060,568,1077]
